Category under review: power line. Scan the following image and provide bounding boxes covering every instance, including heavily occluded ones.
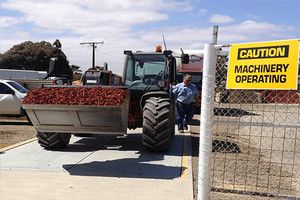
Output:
[95,49,123,60]
[80,41,104,69]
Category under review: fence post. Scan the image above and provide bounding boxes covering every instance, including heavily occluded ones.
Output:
[198,43,217,200]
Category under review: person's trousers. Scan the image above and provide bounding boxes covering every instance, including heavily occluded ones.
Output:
[176,102,194,130]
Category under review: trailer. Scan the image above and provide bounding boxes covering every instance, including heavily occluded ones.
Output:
[0,69,48,79]
[22,100,128,134]
[22,89,129,149]
[0,69,54,90]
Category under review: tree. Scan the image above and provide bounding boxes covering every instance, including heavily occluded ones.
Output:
[70,64,81,73]
[0,40,72,78]
[70,64,82,81]
[53,39,62,49]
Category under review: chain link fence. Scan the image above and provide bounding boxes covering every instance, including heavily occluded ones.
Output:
[210,55,300,199]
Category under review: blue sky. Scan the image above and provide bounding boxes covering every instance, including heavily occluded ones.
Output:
[0,0,299,75]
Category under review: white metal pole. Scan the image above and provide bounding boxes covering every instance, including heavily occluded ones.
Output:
[198,43,217,200]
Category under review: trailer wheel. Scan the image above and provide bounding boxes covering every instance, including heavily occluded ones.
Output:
[142,97,173,151]
[36,132,71,149]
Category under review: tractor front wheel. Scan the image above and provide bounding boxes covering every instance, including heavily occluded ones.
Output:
[142,97,173,151]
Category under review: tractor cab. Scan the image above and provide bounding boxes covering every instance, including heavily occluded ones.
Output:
[123,50,172,91]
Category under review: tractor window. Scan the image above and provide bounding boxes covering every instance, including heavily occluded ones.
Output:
[124,54,167,89]
[125,57,135,82]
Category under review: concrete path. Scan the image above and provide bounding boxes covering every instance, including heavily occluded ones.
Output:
[0,128,193,200]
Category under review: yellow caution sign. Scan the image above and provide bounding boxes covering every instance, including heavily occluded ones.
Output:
[227,40,299,89]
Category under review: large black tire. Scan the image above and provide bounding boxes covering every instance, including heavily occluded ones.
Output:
[36,132,71,149]
[142,97,174,151]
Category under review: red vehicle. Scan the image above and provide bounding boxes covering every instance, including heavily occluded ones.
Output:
[174,50,204,106]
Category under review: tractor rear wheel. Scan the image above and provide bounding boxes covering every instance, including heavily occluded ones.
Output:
[36,132,71,149]
[142,97,173,151]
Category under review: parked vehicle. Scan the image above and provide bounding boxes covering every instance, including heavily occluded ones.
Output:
[81,69,122,86]
[174,49,229,106]
[0,79,28,116]
[174,50,204,106]
[47,76,72,85]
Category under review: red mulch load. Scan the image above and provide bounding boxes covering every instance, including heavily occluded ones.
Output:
[23,87,128,106]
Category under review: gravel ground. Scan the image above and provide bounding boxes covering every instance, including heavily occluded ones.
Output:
[191,106,299,200]
[190,117,277,200]
[0,116,36,149]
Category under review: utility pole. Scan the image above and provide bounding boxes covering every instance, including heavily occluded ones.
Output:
[80,41,104,69]
[212,25,218,44]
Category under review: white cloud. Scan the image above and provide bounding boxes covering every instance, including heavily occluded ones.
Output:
[1,0,189,36]
[209,14,235,24]
[0,0,190,73]
[0,1,298,74]
[0,16,23,28]
[218,20,296,43]
[246,14,261,20]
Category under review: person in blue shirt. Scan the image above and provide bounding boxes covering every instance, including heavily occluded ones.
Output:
[173,74,199,133]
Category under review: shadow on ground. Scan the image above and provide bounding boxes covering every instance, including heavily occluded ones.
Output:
[62,133,186,180]
[214,108,257,117]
